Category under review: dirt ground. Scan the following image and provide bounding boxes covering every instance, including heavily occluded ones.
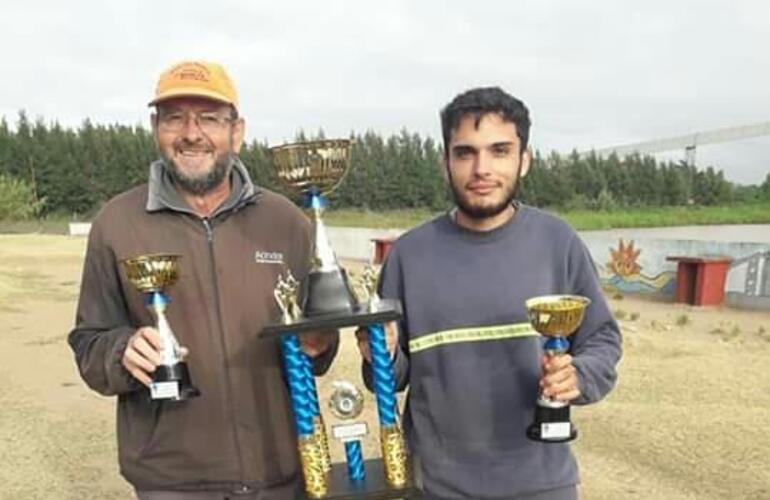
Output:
[0,234,768,500]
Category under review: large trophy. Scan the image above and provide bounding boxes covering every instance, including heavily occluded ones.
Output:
[525,295,590,442]
[122,254,200,401]
[261,139,416,499]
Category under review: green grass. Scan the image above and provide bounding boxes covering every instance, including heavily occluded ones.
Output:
[3,202,770,233]
[325,202,770,230]
[324,208,441,229]
[0,216,71,234]
[555,202,770,231]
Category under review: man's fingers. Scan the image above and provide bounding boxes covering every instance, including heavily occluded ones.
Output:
[299,340,320,357]
[359,343,372,363]
[137,327,163,351]
[541,364,579,401]
[122,349,155,387]
[552,386,581,402]
[355,328,373,363]
[123,349,158,374]
[355,324,397,362]
[546,376,580,400]
[131,335,162,366]
[121,327,162,386]
[299,331,337,358]
[540,353,579,400]
[543,364,576,386]
[125,365,153,387]
[543,354,572,373]
[385,322,399,355]
[355,327,372,362]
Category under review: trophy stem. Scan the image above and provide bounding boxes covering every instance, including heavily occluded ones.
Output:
[344,440,366,482]
[145,292,200,400]
[300,190,359,316]
[538,335,570,406]
[312,208,341,273]
[149,294,181,366]
[305,190,339,273]
[533,334,577,436]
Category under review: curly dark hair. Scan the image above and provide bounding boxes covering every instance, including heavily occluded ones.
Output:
[440,87,531,156]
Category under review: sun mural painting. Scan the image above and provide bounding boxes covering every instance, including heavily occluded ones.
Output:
[603,239,675,295]
[608,239,642,277]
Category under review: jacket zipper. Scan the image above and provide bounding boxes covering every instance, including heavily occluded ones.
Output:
[203,217,247,486]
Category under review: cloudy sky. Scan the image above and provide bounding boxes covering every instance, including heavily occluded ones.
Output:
[2,0,768,184]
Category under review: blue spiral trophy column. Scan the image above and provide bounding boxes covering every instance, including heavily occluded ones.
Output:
[274,272,330,498]
[122,253,200,401]
[262,139,417,499]
[359,266,409,489]
[525,295,591,443]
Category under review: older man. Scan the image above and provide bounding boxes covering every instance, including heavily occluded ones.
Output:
[68,60,336,500]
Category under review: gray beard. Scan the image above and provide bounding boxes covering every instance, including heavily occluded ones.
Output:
[164,153,234,196]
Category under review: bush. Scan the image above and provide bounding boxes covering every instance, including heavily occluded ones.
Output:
[0,175,45,220]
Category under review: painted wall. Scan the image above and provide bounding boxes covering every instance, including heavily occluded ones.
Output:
[70,222,770,310]
[573,233,770,310]
[326,227,770,311]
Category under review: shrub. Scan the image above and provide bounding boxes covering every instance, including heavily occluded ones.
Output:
[0,175,44,220]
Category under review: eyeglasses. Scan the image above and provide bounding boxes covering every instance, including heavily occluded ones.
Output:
[157,110,235,134]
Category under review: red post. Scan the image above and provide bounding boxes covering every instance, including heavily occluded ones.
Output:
[371,238,395,265]
[666,256,732,306]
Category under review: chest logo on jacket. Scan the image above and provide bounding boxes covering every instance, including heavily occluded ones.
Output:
[254,250,285,265]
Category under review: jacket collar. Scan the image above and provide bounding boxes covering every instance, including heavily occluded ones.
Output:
[146,157,261,217]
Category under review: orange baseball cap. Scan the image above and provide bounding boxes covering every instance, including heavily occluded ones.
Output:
[149,60,239,110]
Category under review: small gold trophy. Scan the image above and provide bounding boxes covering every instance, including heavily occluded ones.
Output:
[122,254,200,401]
[262,140,415,498]
[525,295,590,442]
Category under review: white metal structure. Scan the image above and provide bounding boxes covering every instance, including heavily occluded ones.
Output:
[581,122,770,166]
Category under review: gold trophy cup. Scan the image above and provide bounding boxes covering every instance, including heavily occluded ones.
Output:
[525,295,590,442]
[270,139,356,316]
[122,253,200,401]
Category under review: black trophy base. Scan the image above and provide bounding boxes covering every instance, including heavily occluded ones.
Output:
[301,459,421,499]
[261,299,402,338]
[305,268,358,317]
[151,362,200,401]
[526,404,578,443]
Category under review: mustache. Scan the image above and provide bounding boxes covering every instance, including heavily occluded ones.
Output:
[465,180,502,188]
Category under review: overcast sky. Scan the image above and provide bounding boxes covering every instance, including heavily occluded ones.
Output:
[2,0,768,184]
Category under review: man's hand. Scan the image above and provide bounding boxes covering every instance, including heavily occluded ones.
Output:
[540,354,580,402]
[355,321,398,363]
[299,330,337,358]
[122,327,162,387]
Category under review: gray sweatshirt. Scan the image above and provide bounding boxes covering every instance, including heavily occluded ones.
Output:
[370,204,622,499]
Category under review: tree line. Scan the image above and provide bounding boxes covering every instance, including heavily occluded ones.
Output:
[1,112,769,219]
